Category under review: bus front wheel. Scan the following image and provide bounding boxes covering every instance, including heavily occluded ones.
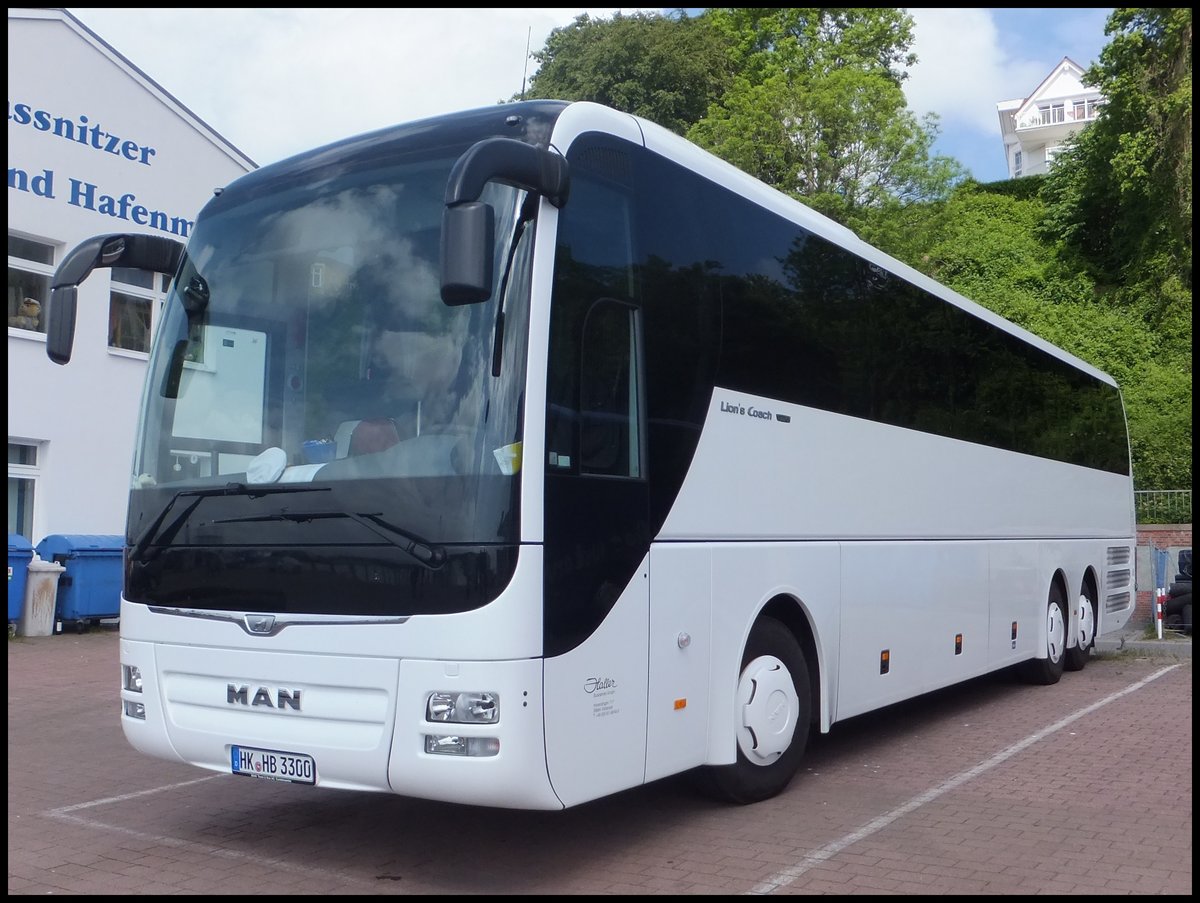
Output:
[1021,583,1068,685]
[695,616,811,805]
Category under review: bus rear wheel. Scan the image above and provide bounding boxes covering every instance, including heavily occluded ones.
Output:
[1064,581,1097,672]
[694,616,811,805]
[1021,583,1068,685]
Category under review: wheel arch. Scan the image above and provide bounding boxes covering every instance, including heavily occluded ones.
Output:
[758,594,821,730]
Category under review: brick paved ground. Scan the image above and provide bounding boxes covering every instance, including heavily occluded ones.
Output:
[7,628,1192,895]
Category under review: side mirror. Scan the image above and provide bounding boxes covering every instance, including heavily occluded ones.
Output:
[46,233,185,365]
[440,137,569,306]
[440,202,496,306]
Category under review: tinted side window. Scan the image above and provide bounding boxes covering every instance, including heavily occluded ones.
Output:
[707,178,1128,475]
[546,166,638,476]
[580,300,642,478]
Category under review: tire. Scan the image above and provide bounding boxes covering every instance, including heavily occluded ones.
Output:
[1164,591,1192,619]
[1020,583,1068,685]
[1164,593,1192,635]
[1064,580,1097,672]
[694,617,811,805]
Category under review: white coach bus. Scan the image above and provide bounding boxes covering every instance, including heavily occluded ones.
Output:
[45,100,1136,809]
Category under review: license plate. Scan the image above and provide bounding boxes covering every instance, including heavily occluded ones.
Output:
[231,745,316,785]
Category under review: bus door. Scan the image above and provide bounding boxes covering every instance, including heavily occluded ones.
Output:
[542,295,651,807]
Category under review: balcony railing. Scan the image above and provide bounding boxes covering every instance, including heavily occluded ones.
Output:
[1016,102,1101,130]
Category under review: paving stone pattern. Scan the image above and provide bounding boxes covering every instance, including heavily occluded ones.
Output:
[7,629,1192,895]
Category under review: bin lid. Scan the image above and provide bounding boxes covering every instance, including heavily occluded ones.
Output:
[35,533,125,558]
[9,533,34,553]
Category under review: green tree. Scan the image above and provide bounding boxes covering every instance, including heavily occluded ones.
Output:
[519,11,735,135]
[1037,8,1191,492]
[521,8,963,228]
[1040,9,1192,322]
[699,7,918,84]
[688,8,965,228]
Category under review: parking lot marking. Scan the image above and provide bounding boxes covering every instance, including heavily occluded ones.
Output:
[47,775,219,814]
[44,775,383,891]
[746,663,1183,895]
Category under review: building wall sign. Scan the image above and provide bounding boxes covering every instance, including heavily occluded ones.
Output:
[8,100,195,236]
[7,7,254,544]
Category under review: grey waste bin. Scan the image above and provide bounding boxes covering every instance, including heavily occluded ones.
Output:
[34,534,124,633]
[8,534,34,635]
[19,559,66,637]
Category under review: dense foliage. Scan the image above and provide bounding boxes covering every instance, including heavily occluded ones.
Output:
[521,7,1191,493]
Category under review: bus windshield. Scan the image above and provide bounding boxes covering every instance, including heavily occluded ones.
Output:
[126,150,533,616]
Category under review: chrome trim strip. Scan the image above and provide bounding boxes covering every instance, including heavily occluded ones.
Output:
[146,606,410,636]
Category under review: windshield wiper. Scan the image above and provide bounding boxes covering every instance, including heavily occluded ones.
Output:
[212,510,447,568]
[131,482,330,561]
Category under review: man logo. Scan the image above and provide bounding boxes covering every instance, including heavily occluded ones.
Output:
[244,614,276,635]
[227,684,302,711]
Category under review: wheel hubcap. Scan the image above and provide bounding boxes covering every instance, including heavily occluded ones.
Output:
[1077,593,1096,651]
[736,655,799,766]
[1047,599,1066,663]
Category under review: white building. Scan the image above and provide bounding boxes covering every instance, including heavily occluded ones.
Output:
[8,8,255,544]
[996,56,1104,179]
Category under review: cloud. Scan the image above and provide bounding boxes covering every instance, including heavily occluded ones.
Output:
[904,8,1047,137]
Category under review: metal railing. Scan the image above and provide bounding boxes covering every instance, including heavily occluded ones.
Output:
[1135,489,1192,525]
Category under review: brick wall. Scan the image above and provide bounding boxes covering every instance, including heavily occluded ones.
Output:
[1134,524,1192,626]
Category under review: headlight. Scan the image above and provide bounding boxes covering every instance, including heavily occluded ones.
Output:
[426,691,498,724]
[123,664,143,693]
[122,665,146,720]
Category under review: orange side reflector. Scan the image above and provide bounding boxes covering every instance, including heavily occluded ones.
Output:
[673,698,687,710]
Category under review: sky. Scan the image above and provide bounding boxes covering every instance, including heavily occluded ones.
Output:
[65,7,1115,183]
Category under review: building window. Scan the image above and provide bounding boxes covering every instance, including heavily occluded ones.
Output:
[1014,150,1023,177]
[1073,98,1101,121]
[8,441,40,538]
[7,233,56,334]
[1038,103,1066,124]
[109,267,168,354]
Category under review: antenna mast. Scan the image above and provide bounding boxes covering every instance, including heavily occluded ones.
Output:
[520,26,531,100]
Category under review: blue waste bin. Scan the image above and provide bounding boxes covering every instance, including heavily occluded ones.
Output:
[8,534,34,633]
[34,534,125,632]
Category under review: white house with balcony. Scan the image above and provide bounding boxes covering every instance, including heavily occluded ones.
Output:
[996,57,1104,179]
